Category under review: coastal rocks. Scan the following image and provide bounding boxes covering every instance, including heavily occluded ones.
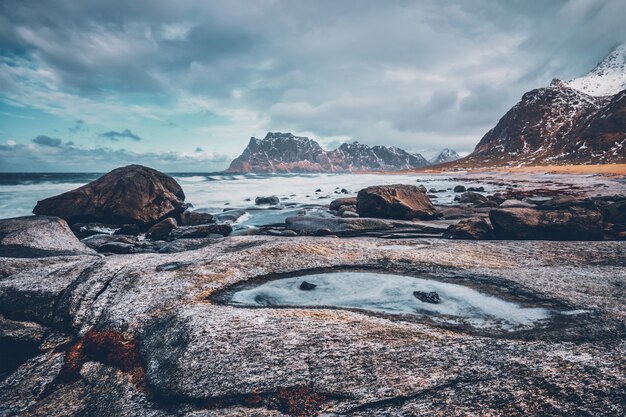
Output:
[179,211,214,226]
[413,291,440,304]
[146,218,178,240]
[453,185,466,192]
[489,207,604,240]
[499,199,536,208]
[0,216,98,258]
[329,197,357,211]
[443,218,494,240]
[32,165,187,226]
[255,196,280,205]
[299,281,317,291]
[356,185,437,220]
[169,224,232,239]
[455,191,488,205]
[285,216,447,238]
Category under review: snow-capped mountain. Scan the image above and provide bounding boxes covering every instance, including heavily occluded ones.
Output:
[460,78,625,166]
[567,44,626,97]
[429,148,460,165]
[226,132,430,173]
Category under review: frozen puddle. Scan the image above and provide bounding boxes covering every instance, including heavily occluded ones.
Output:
[230,272,552,331]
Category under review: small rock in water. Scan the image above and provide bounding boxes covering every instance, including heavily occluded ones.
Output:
[299,281,317,291]
[255,195,280,205]
[453,185,466,193]
[413,291,440,304]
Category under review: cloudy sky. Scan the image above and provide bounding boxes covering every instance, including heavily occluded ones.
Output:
[1,0,625,172]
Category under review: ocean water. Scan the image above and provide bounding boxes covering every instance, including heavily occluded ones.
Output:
[0,172,494,226]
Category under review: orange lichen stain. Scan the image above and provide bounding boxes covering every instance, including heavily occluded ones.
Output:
[59,329,146,389]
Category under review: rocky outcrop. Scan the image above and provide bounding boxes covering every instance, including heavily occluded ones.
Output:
[285,216,447,238]
[356,185,437,220]
[33,165,187,226]
[443,218,494,240]
[489,207,604,240]
[0,216,98,258]
[0,227,624,416]
[226,132,430,173]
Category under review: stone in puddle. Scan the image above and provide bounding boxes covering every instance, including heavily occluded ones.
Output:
[413,291,440,304]
[299,281,317,291]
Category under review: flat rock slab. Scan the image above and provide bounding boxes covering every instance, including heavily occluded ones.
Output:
[0,236,624,416]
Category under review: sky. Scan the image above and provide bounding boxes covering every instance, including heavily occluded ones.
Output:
[1,0,625,172]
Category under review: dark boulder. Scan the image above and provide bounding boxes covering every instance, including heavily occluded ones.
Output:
[413,291,440,304]
[299,281,317,291]
[601,199,626,225]
[453,185,466,193]
[146,218,177,240]
[32,165,187,225]
[467,186,485,192]
[416,185,427,193]
[329,197,357,211]
[443,218,493,240]
[455,191,488,205]
[179,211,214,226]
[114,224,142,236]
[169,224,232,239]
[0,216,98,258]
[255,196,280,205]
[356,184,437,220]
[489,207,604,240]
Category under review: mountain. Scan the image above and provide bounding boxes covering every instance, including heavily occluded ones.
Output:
[226,132,430,173]
[429,148,460,165]
[567,44,626,97]
[460,78,626,166]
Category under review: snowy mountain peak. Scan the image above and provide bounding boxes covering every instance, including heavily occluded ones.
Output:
[430,148,460,164]
[567,43,626,97]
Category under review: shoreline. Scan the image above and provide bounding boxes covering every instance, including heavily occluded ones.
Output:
[400,163,626,177]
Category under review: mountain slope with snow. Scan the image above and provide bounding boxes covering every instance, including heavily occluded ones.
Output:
[430,148,460,165]
[567,44,626,97]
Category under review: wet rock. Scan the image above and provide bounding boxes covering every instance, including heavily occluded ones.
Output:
[256,196,280,205]
[70,222,117,239]
[146,217,177,240]
[429,188,438,193]
[285,216,446,238]
[538,196,596,210]
[443,218,494,240]
[467,186,485,192]
[499,199,536,208]
[341,188,349,194]
[299,281,317,291]
[416,185,427,193]
[340,210,359,218]
[180,211,214,226]
[114,224,141,236]
[602,199,626,225]
[490,207,604,240]
[453,185,466,192]
[81,234,137,254]
[329,197,357,211]
[413,291,440,304]
[0,216,98,258]
[280,230,298,237]
[169,224,232,239]
[356,184,437,220]
[455,191,488,205]
[32,165,187,225]
[214,209,247,224]
[159,237,221,253]
[474,201,500,208]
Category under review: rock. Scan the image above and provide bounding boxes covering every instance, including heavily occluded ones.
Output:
[158,237,221,253]
[0,216,98,258]
[537,196,596,210]
[146,218,177,240]
[416,185,427,193]
[489,207,604,240]
[340,210,359,218]
[467,186,485,192]
[443,218,494,240]
[285,216,446,238]
[601,200,626,225]
[280,230,298,237]
[413,291,440,304]
[32,165,187,225]
[299,281,317,291]
[429,188,438,193]
[356,185,437,220]
[70,222,118,239]
[97,242,136,255]
[114,224,141,236]
[499,199,536,208]
[214,209,248,224]
[81,234,137,254]
[315,189,322,192]
[341,188,349,194]
[474,201,500,208]
[488,193,507,204]
[329,197,357,211]
[255,196,280,205]
[453,185,466,193]
[180,211,214,226]
[169,224,233,239]
[455,191,488,205]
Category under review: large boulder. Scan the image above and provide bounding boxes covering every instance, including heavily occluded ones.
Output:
[489,207,604,240]
[32,165,187,226]
[356,185,437,220]
[443,218,494,240]
[0,216,99,258]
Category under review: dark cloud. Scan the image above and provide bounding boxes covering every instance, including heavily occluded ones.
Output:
[1,0,625,160]
[32,135,63,147]
[100,129,142,142]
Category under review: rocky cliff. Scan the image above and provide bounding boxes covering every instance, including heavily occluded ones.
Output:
[227,132,431,173]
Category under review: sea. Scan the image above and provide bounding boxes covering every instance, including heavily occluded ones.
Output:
[0,172,497,229]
